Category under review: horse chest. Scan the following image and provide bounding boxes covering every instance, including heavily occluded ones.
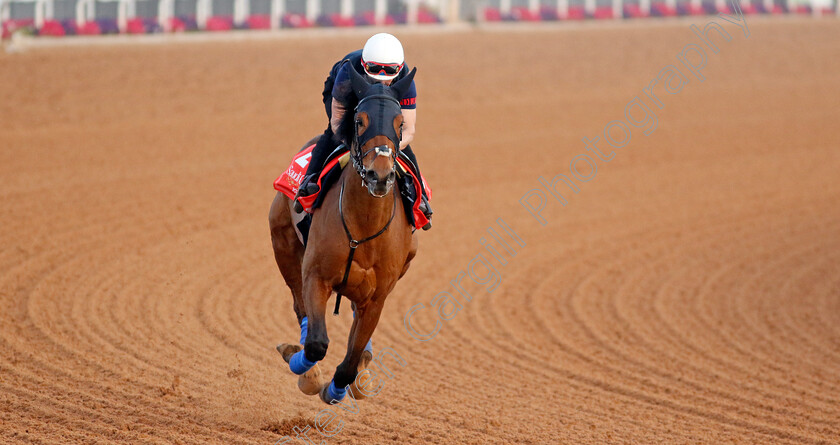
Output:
[344,261,378,299]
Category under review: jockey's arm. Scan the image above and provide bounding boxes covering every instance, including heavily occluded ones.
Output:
[400,108,416,150]
[330,100,347,139]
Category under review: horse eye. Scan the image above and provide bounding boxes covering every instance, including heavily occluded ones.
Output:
[356,120,364,127]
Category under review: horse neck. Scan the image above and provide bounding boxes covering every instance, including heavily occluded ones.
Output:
[340,166,395,232]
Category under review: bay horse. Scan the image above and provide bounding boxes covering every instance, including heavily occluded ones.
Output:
[269,66,418,404]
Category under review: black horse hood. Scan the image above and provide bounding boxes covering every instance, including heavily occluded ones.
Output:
[347,67,417,150]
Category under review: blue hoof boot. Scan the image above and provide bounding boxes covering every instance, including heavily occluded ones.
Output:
[289,349,317,375]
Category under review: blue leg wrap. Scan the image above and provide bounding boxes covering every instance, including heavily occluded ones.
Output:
[289,350,316,375]
[299,316,308,345]
[327,381,347,402]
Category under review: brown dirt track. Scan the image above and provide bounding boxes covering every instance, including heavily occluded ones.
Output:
[2,17,840,445]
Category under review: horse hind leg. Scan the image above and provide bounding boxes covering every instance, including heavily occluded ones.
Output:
[269,192,306,321]
[347,305,374,400]
[270,192,325,395]
[348,350,374,400]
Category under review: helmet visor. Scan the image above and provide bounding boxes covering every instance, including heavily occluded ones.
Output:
[363,60,404,78]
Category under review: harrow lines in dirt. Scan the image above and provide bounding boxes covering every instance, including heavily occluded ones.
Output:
[3,20,840,444]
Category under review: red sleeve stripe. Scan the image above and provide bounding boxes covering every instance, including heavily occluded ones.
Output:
[400,97,416,106]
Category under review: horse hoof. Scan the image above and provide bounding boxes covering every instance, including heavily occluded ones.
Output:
[298,364,324,396]
[349,350,373,400]
[319,382,334,404]
[319,382,347,404]
[276,343,302,363]
[349,370,374,400]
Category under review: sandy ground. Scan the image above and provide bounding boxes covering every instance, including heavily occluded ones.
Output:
[1,17,840,445]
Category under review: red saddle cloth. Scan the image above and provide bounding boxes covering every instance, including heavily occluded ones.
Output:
[274,144,432,230]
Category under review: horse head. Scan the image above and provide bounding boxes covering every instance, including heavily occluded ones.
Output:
[347,65,416,198]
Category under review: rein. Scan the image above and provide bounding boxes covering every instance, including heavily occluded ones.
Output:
[333,177,398,315]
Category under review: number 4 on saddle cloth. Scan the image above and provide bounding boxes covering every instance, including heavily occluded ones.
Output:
[274,143,432,245]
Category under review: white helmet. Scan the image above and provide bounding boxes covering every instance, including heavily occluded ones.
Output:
[361,33,405,81]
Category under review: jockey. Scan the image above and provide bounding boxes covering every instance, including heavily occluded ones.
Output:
[294,32,433,230]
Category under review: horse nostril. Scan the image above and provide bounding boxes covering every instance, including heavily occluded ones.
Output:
[388,172,396,182]
[366,170,377,181]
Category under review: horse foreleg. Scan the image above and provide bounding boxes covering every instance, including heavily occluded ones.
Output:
[301,277,332,362]
[320,301,385,404]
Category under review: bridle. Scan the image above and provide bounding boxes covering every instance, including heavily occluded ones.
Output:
[333,92,402,316]
[351,93,402,198]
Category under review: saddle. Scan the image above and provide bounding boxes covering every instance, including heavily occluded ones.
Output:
[274,143,432,245]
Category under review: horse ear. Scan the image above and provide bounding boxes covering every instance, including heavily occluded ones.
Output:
[389,67,416,99]
[348,62,371,99]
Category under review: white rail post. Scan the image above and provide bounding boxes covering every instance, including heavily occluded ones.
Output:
[234,0,249,24]
[691,0,701,12]
[500,0,511,16]
[271,0,284,29]
[76,0,95,27]
[613,0,622,17]
[528,0,539,14]
[666,0,676,12]
[407,0,418,24]
[305,0,319,23]
[34,0,54,28]
[446,0,460,22]
[715,0,725,11]
[158,0,174,31]
[340,0,352,17]
[640,0,650,15]
[36,0,44,28]
[117,0,137,33]
[811,0,820,16]
[196,0,211,28]
[374,0,386,23]
[1,0,9,25]
[556,0,568,17]
[762,0,771,12]
[584,0,595,15]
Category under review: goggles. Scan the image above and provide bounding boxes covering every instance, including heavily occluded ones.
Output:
[362,59,404,77]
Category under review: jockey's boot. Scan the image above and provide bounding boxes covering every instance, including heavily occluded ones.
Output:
[419,194,433,231]
[293,173,321,213]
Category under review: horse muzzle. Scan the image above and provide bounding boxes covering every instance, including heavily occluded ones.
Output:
[363,169,396,198]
